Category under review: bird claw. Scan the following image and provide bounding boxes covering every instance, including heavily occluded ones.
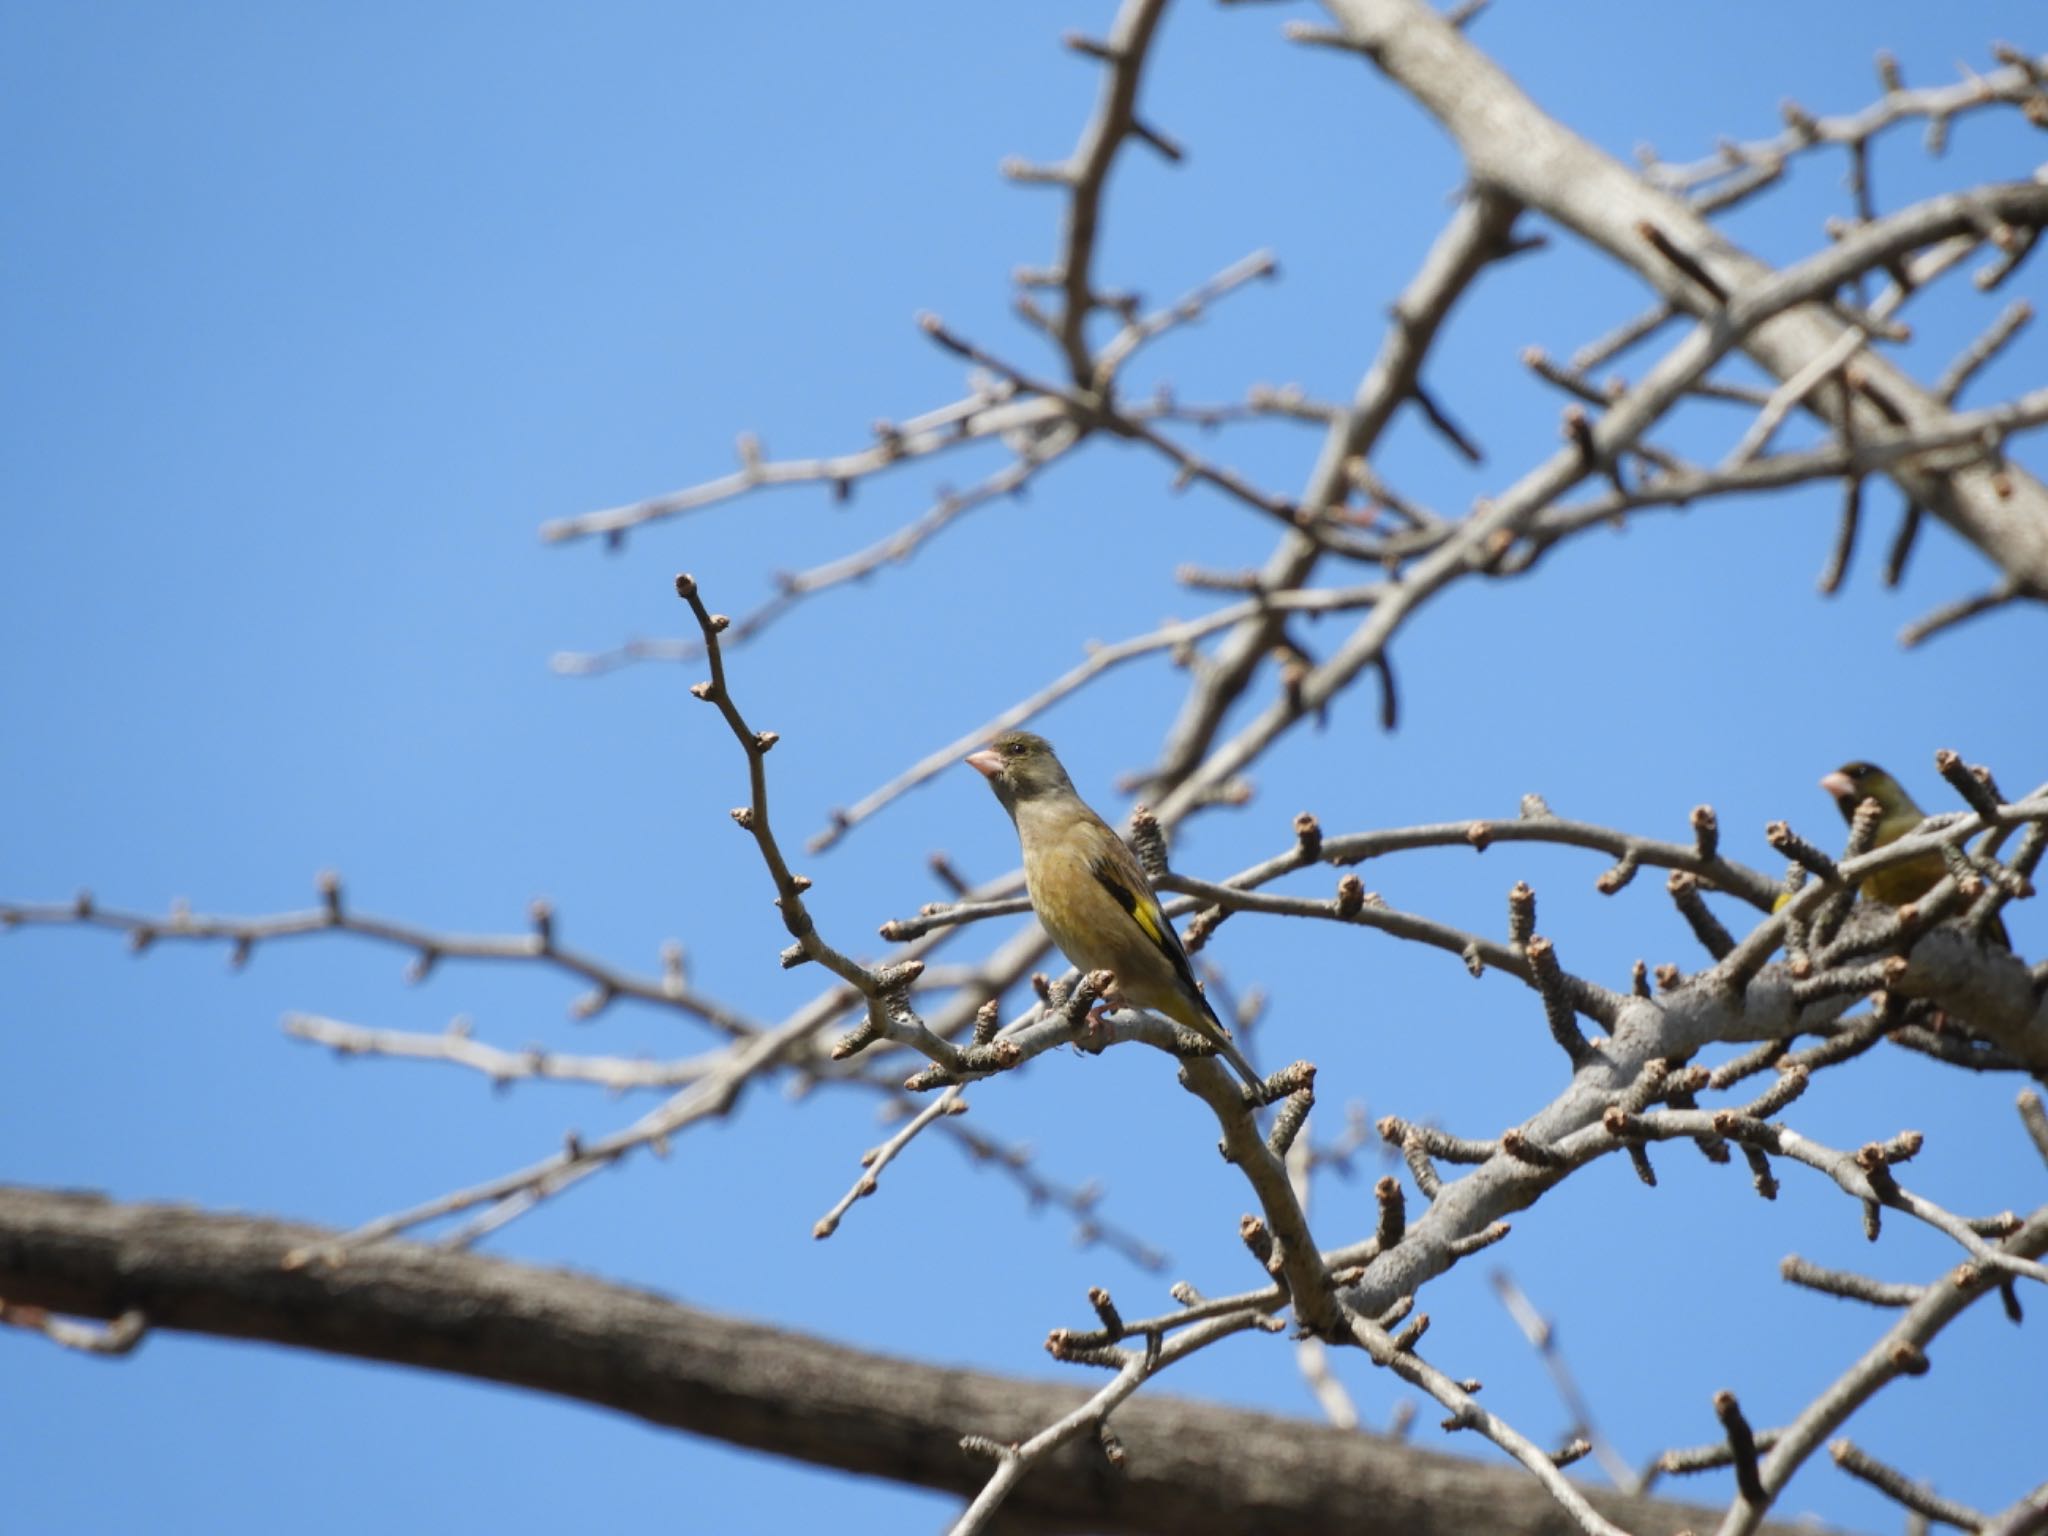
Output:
[1080,1002,1116,1054]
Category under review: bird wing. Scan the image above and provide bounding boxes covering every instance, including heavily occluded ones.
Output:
[1087,845,1215,1025]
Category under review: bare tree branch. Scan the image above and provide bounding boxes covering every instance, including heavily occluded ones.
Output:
[1644,52,2048,197]
[0,883,758,1038]
[1310,0,2048,598]
[1715,1207,2048,1536]
[0,1187,1847,1536]
[13,8,2048,1531]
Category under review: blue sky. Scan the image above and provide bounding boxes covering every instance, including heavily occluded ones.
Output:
[4,3,2044,1532]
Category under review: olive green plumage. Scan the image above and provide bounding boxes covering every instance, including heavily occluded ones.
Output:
[1820,760,2008,946]
[967,731,1264,1093]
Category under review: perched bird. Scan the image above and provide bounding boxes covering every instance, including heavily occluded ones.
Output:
[966,731,1266,1095]
[1818,760,2008,945]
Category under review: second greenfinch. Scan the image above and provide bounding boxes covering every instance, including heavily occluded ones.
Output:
[1819,760,2008,946]
[967,731,1266,1094]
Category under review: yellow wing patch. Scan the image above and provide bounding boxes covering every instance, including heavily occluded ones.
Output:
[1092,858,1208,1011]
[1126,891,1166,946]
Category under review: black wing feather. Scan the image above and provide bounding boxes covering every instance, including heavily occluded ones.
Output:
[1089,857,1217,1025]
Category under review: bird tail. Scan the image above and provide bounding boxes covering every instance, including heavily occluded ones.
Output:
[1167,988,1268,1099]
[1215,1038,1270,1099]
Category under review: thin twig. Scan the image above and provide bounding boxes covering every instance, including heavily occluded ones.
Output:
[814,1087,968,1239]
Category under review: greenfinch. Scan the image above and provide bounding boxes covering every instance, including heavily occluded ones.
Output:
[1818,761,2008,945]
[967,731,1266,1094]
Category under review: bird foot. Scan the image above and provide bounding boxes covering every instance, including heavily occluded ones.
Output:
[1080,1002,1116,1054]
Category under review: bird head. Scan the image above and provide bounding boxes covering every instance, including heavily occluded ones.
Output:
[1820,761,1912,824]
[965,730,1074,813]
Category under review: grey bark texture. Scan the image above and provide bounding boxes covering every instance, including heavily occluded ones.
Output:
[0,1185,1836,1536]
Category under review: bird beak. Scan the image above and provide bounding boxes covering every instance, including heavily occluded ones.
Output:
[965,748,1004,780]
[1819,771,1856,801]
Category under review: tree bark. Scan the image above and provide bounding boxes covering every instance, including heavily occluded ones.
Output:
[0,1185,1842,1536]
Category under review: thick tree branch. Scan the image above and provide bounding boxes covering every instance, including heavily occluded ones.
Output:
[0,1187,1838,1536]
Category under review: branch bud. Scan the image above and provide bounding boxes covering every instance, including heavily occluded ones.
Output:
[1375,1175,1405,1247]
[1293,811,1323,861]
[1507,881,1536,945]
[1691,804,1719,860]
[1334,874,1365,918]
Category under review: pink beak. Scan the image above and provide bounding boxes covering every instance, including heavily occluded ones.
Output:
[1819,771,1856,801]
[965,748,1003,779]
